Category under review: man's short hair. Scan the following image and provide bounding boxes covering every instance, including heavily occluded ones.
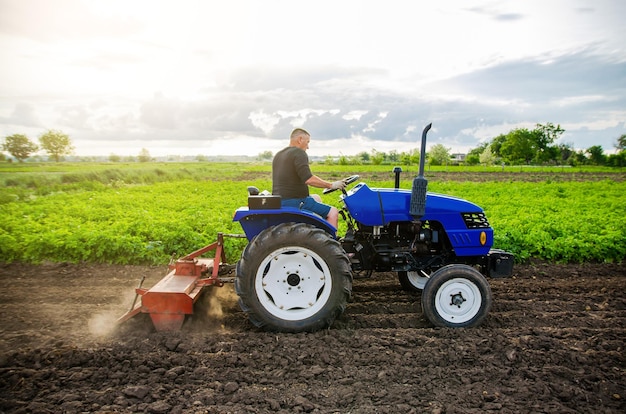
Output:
[290,128,310,140]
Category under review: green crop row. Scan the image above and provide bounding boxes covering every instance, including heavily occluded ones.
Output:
[0,179,262,264]
[0,163,624,264]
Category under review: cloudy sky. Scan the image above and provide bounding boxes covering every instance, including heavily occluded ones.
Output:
[1,0,625,158]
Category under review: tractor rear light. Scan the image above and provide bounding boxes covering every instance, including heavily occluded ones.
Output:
[461,212,490,229]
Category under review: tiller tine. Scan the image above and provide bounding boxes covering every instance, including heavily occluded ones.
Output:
[116,232,237,332]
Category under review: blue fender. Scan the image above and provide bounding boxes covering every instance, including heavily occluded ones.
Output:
[233,207,337,241]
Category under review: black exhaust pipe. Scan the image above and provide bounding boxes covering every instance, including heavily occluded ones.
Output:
[393,166,402,189]
[409,123,432,218]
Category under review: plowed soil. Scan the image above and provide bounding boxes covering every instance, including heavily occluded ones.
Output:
[1,261,624,413]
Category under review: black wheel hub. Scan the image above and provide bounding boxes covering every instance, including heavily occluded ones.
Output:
[450,292,466,308]
[287,273,301,287]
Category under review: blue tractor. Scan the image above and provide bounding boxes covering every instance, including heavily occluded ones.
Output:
[232,124,514,333]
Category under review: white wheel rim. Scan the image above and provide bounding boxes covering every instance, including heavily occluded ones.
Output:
[407,271,429,290]
[434,277,482,324]
[255,246,332,321]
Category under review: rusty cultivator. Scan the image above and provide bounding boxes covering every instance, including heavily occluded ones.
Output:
[116,233,240,331]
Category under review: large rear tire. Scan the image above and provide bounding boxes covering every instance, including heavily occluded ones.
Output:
[235,222,352,332]
[421,264,492,328]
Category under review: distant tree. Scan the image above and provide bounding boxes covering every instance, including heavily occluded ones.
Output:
[0,152,5,162]
[607,151,626,167]
[499,128,541,164]
[2,133,38,162]
[568,150,588,166]
[479,147,497,166]
[357,151,370,163]
[532,123,562,164]
[410,148,421,165]
[195,154,208,162]
[137,148,152,162]
[487,123,565,165]
[466,143,489,165]
[586,145,606,165]
[371,149,385,165]
[348,155,363,165]
[616,134,626,152]
[555,143,575,164]
[537,146,560,165]
[39,129,74,162]
[400,150,418,166]
[387,150,399,163]
[465,154,479,166]
[258,150,273,160]
[489,134,507,159]
[109,153,121,162]
[535,122,564,147]
[428,144,451,166]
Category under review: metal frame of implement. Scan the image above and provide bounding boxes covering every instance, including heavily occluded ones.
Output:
[116,232,240,331]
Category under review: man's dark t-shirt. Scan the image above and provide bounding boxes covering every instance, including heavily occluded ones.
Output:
[272,146,313,199]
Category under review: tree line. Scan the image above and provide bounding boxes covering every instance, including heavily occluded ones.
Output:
[0,130,156,163]
[468,123,626,167]
[4,124,626,166]
[302,123,625,167]
[1,130,74,162]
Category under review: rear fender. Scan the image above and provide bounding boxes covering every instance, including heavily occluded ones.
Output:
[233,207,337,241]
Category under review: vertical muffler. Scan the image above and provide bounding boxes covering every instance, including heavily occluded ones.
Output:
[409,123,432,218]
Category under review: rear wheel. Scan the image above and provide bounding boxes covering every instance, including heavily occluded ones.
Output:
[421,264,492,328]
[235,222,352,332]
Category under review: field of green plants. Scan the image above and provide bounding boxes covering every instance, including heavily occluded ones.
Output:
[1,162,624,264]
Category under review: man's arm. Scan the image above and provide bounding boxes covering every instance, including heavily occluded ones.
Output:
[306,175,346,190]
[305,175,332,189]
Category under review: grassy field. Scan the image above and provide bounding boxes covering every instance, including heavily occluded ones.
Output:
[1,162,624,264]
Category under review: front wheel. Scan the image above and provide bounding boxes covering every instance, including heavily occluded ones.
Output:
[398,271,429,292]
[235,223,352,332]
[421,264,492,328]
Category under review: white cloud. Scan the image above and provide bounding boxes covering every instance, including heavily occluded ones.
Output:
[552,95,616,107]
[342,111,369,121]
[249,110,281,135]
[564,112,626,132]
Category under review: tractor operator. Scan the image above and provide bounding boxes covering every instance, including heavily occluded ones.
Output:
[272,128,346,229]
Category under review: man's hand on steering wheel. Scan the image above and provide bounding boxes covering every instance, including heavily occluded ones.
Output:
[323,175,360,194]
[330,180,347,190]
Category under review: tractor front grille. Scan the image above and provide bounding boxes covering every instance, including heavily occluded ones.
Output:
[461,212,490,229]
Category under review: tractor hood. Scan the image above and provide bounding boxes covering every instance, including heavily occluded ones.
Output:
[342,182,486,227]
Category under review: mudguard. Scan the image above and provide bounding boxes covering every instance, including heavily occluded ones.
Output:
[233,207,337,241]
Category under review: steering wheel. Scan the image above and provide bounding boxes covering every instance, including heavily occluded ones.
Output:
[323,175,360,194]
